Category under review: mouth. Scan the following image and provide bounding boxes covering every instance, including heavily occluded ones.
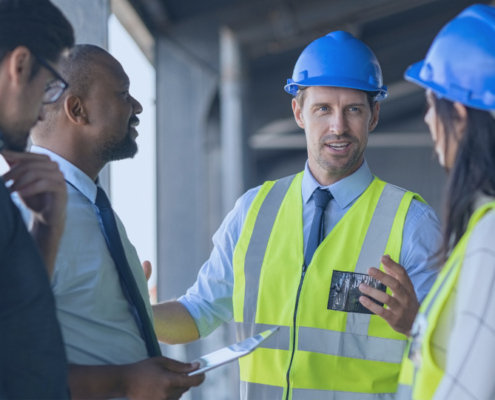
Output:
[129,116,140,128]
[325,142,351,152]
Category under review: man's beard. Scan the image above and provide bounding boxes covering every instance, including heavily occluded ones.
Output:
[314,133,366,177]
[101,129,138,162]
[0,129,29,152]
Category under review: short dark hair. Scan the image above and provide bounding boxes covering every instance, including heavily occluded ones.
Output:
[295,86,377,112]
[0,0,74,64]
[38,45,111,133]
[57,44,110,99]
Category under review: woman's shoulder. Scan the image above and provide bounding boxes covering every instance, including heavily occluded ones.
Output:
[468,198,495,253]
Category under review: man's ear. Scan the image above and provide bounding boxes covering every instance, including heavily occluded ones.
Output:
[292,98,305,129]
[368,101,380,132]
[7,46,34,85]
[64,95,88,125]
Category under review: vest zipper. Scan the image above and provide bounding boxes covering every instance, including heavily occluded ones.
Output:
[285,262,308,400]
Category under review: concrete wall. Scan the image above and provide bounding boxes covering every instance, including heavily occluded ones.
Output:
[51,0,110,47]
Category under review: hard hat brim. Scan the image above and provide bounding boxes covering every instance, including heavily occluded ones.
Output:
[284,79,387,101]
[405,59,495,111]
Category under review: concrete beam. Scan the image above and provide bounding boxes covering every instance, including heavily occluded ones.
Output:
[250,131,433,150]
[235,0,441,58]
[111,0,155,65]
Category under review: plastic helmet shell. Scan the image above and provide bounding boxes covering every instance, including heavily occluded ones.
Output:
[405,4,495,111]
[284,31,387,101]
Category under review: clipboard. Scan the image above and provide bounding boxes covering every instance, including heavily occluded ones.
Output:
[188,327,280,376]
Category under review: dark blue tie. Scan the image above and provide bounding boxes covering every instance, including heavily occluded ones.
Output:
[95,186,161,357]
[305,188,333,267]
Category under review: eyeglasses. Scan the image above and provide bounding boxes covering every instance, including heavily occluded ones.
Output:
[34,55,69,104]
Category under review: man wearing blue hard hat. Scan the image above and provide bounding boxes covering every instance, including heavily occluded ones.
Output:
[152,31,441,399]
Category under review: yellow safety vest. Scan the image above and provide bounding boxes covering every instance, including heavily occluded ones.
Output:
[233,172,423,400]
[397,201,495,400]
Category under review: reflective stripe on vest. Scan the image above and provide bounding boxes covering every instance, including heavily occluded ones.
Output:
[397,201,495,400]
[292,389,396,400]
[240,381,284,399]
[346,183,407,336]
[243,175,295,325]
[241,382,396,400]
[234,173,419,399]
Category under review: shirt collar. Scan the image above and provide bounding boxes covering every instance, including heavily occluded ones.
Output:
[31,145,98,203]
[302,159,374,209]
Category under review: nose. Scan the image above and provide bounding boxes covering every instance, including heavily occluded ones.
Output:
[131,95,143,115]
[38,105,46,122]
[329,111,347,135]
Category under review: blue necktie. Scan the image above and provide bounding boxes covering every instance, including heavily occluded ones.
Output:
[95,186,161,357]
[304,188,333,267]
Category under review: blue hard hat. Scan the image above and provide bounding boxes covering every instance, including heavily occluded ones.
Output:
[405,4,495,111]
[284,30,387,100]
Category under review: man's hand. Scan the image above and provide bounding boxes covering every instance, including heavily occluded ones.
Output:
[358,255,419,336]
[2,150,67,227]
[2,150,67,275]
[123,357,205,400]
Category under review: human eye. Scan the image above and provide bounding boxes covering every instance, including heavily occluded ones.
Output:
[315,105,329,112]
[348,106,360,112]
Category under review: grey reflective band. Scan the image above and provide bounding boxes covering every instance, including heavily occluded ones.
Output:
[354,183,406,274]
[240,381,284,400]
[292,389,396,399]
[346,183,407,336]
[401,259,460,400]
[243,175,296,324]
[235,322,291,350]
[424,258,459,317]
[297,326,405,364]
[396,384,413,400]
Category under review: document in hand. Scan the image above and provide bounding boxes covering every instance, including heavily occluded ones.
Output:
[188,327,280,376]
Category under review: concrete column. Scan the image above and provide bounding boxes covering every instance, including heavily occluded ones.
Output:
[156,36,231,400]
[51,0,111,193]
[220,27,249,214]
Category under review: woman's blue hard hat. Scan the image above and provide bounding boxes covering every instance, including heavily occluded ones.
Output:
[284,30,387,101]
[405,4,495,111]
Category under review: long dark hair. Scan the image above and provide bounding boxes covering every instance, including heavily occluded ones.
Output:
[434,95,495,262]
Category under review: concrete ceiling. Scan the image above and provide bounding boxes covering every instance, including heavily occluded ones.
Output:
[129,0,492,148]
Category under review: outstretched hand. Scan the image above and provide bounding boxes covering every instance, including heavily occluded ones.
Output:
[358,255,419,336]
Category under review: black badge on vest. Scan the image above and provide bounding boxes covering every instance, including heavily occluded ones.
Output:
[327,271,386,314]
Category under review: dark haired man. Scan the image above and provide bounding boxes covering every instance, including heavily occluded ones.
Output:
[25,44,204,400]
[0,0,74,398]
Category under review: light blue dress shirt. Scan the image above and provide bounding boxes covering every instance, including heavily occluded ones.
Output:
[15,146,153,366]
[179,160,442,338]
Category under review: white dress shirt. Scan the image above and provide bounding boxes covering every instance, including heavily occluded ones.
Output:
[16,146,152,366]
